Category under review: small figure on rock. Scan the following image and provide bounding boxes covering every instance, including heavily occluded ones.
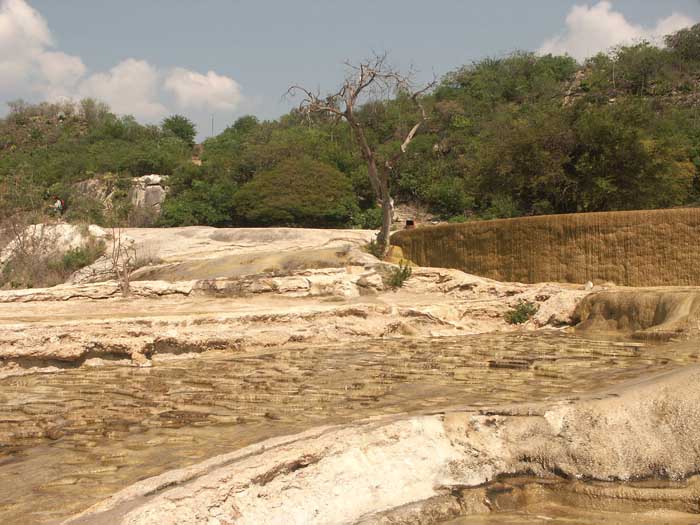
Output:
[50,196,66,217]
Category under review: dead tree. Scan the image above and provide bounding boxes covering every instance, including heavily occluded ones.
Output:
[288,54,435,255]
[109,225,134,296]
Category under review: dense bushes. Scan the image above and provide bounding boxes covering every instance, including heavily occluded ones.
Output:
[5,24,700,229]
[0,101,192,205]
[162,115,196,147]
[232,158,359,227]
[159,164,236,226]
[0,231,105,290]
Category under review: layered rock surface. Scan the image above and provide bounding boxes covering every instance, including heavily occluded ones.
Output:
[0,226,596,377]
[64,365,700,525]
[575,287,700,340]
[0,264,585,377]
[3,226,699,524]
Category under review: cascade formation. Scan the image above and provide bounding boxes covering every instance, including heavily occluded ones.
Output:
[391,208,700,286]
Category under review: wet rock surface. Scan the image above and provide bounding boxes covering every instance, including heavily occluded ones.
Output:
[1,226,699,524]
[575,287,700,340]
[0,334,696,524]
[63,362,700,525]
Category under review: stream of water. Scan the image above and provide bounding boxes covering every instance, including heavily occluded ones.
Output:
[0,332,698,524]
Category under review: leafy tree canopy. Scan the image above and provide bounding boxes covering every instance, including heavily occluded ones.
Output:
[232,157,359,227]
[5,23,700,228]
[162,115,197,147]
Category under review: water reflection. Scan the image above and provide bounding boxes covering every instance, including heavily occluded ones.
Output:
[0,332,697,524]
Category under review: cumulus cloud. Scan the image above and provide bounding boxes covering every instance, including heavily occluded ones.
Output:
[78,59,166,119]
[0,0,85,94]
[0,0,50,52]
[165,68,242,111]
[540,1,696,61]
[36,51,86,97]
[0,0,243,126]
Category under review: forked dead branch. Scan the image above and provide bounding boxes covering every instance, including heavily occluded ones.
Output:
[287,53,436,255]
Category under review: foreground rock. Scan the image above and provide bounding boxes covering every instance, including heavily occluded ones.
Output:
[64,365,700,524]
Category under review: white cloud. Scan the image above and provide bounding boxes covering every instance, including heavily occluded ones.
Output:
[0,0,51,51]
[540,1,696,61]
[36,51,86,97]
[165,68,242,111]
[0,0,84,95]
[78,59,166,119]
[0,0,243,130]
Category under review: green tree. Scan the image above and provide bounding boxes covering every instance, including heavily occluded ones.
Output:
[159,163,235,226]
[162,115,197,147]
[570,103,691,211]
[665,23,700,62]
[232,158,358,227]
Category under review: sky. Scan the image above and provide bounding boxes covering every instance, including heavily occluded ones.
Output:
[2,0,700,140]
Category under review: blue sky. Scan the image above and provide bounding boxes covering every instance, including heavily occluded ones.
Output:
[2,1,700,139]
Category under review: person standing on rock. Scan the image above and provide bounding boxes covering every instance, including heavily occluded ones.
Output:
[51,196,66,217]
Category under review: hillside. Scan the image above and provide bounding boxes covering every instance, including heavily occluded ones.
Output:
[3,24,700,228]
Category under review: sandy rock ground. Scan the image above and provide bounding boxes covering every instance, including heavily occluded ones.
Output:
[5,226,700,524]
[0,226,589,378]
[0,266,585,378]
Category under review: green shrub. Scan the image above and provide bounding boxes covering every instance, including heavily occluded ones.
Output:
[504,300,539,324]
[425,177,473,218]
[63,196,106,225]
[162,115,197,147]
[52,240,106,275]
[159,163,236,226]
[232,158,359,227]
[2,236,105,289]
[481,195,521,220]
[353,207,383,229]
[387,260,412,289]
[365,239,384,258]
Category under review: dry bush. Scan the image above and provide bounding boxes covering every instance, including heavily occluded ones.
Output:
[132,242,164,270]
[0,225,105,289]
[108,227,135,296]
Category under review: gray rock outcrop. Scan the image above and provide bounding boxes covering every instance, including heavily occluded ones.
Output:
[129,175,168,215]
[72,174,169,224]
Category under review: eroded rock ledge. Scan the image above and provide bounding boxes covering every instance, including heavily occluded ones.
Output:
[0,266,588,377]
[575,288,700,340]
[64,365,700,525]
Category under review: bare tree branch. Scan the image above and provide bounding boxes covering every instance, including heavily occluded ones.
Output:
[286,53,435,255]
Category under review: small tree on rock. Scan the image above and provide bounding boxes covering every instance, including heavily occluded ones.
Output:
[288,54,435,255]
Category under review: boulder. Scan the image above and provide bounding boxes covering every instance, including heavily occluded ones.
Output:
[130,175,168,213]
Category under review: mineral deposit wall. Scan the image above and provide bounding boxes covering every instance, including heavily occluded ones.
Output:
[390,208,700,286]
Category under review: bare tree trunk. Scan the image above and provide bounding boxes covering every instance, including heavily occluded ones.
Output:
[377,188,393,249]
[349,115,393,254]
[287,55,435,258]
